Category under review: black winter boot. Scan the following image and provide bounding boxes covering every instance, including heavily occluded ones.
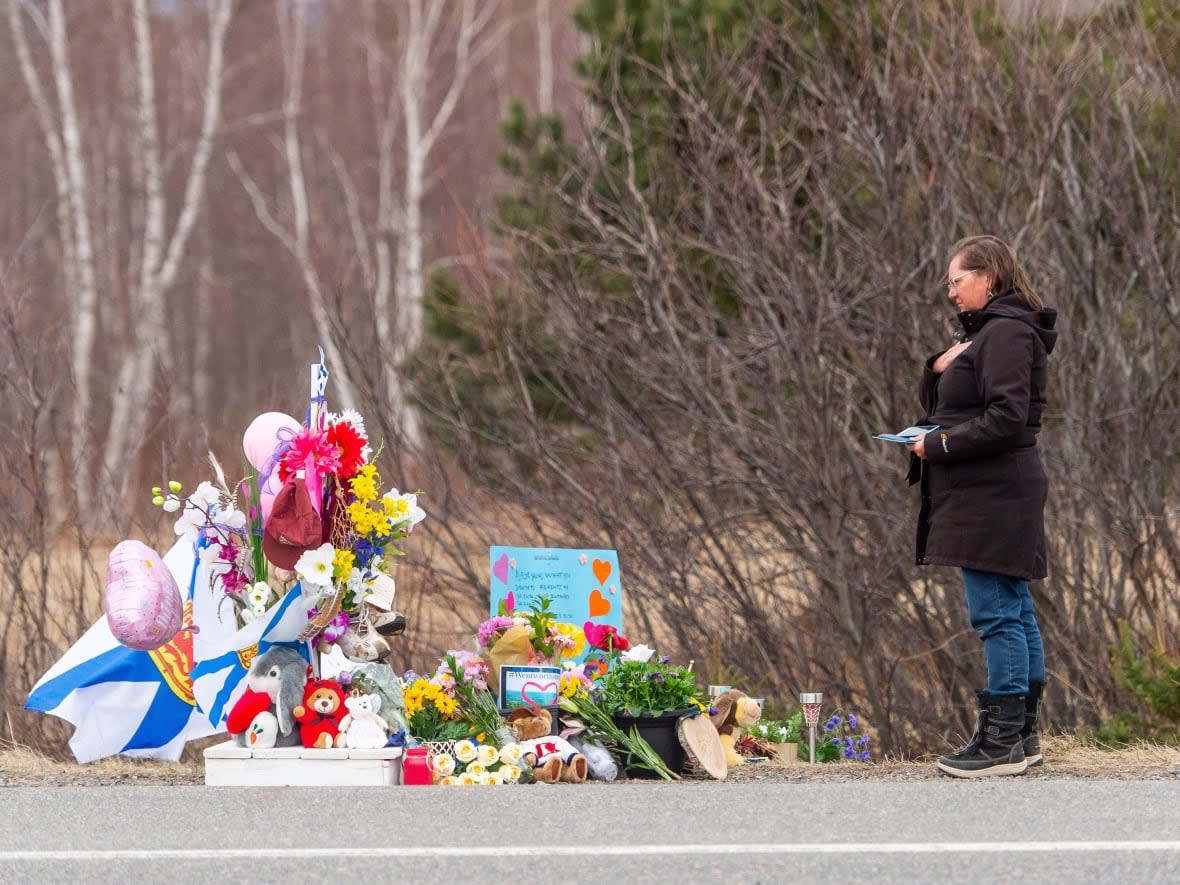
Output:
[1021,679,1044,767]
[937,691,1028,778]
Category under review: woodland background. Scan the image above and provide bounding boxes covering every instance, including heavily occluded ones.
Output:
[1,0,1177,758]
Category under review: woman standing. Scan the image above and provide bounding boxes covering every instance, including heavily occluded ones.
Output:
[908,235,1058,778]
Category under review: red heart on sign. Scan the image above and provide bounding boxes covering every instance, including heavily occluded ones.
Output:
[589,588,611,618]
[592,559,612,586]
[520,680,557,707]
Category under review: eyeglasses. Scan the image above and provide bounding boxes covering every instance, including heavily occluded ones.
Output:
[946,269,978,291]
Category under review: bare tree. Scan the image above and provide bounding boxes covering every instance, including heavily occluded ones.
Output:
[7,0,236,510]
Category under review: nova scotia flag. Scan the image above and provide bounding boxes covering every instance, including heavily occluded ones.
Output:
[25,538,233,763]
[190,584,310,731]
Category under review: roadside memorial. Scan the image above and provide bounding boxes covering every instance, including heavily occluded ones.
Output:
[27,357,849,785]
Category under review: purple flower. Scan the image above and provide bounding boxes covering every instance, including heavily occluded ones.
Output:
[858,750,871,761]
[661,655,670,664]
[848,713,858,730]
[857,735,870,747]
[843,746,856,759]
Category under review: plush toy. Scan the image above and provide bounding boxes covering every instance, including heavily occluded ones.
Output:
[292,678,348,749]
[226,688,279,749]
[337,692,391,749]
[507,706,587,784]
[710,689,763,767]
[229,646,308,748]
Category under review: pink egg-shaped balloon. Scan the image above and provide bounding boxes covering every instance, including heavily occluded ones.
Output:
[104,540,183,651]
[242,411,301,472]
[259,469,283,524]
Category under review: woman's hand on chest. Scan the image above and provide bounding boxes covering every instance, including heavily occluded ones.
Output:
[932,340,973,374]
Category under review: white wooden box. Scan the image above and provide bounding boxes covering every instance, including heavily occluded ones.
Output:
[204,741,403,786]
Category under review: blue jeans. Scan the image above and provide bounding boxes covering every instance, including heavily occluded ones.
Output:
[962,568,1045,696]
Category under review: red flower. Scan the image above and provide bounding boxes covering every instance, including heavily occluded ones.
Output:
[583,621,630,653]
[325,420,367,480]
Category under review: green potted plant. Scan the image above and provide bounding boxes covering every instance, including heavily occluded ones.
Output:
[560,631,705,779]
[748,711,803,763]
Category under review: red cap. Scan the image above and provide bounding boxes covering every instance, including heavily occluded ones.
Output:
[263,477,322,570]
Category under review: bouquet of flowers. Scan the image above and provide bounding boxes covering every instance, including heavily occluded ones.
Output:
[478,596,585,693]
[402,673,470,742]
[431,739,526,786]
[152,469,268,627]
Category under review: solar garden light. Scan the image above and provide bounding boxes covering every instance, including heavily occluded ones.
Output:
[800,692,824,763]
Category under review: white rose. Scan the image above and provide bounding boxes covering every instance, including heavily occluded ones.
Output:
[432,754,456,777]
[498,743,524,765]
[454,740,478,764]
[476,744,499,766]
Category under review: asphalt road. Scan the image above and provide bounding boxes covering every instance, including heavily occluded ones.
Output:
[2,780,1179,884]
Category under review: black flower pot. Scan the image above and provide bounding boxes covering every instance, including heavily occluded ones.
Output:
[610,708,696,778]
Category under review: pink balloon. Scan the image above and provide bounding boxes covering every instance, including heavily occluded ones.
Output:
[104,540,183,650]
[242,411,300,472]
[259,470,283,523]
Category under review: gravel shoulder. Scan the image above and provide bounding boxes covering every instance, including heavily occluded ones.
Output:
[3,735,1178,786]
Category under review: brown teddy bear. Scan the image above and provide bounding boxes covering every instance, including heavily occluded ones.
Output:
[710,689,763,766]
[291,678,348,749]
[506,706,588,784]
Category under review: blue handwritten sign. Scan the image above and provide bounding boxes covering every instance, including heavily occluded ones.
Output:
[489,546,623,666]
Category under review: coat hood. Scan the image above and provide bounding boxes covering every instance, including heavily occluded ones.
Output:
[956,289,1058,354]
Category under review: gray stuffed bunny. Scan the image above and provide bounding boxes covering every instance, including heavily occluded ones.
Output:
[237,646,307,748]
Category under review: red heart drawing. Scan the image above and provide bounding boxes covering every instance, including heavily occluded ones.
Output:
[520,680,557,707]
[588,588,611,618]
[492,553,510,585]
[592,559,612,586]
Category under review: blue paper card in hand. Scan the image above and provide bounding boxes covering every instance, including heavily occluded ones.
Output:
[873,424,939,444]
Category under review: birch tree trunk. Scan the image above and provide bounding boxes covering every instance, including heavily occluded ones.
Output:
[100,0,236,502]
[8,0,100,513]
[388,0,500,446]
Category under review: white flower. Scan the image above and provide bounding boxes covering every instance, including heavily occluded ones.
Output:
[190,481,221,509]
[454,740,478,764]
[173,505,208,538]
[294,543,336,586]
[483,771,504,785]
[251,601,268,617]
[432,754,456,777]
[247,582,272,608]
[457,772,477,786]
[498,743,524,765]
[216,508,248,531]
[466,762,487,777]
[439,775,458,786]
[333,408,368,439]
[621,644,656,663]
[239,607,257,624]
[161,497,182,513]
[383,489,427,528]
[476,744,499,766]
[499,763,521,783]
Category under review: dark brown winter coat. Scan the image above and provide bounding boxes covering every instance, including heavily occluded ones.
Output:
[912,290,1058,580]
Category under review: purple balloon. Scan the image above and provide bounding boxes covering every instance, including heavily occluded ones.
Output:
[104,540,183,650]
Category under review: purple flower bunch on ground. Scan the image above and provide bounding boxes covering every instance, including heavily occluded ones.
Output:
[818,711,871,762]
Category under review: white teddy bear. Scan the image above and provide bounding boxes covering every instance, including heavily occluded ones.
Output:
[337,693,391,749]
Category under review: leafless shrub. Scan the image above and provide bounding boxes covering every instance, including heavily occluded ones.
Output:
[415,2,1180,751]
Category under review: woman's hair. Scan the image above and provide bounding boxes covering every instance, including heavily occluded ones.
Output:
[950,235,1043,309]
